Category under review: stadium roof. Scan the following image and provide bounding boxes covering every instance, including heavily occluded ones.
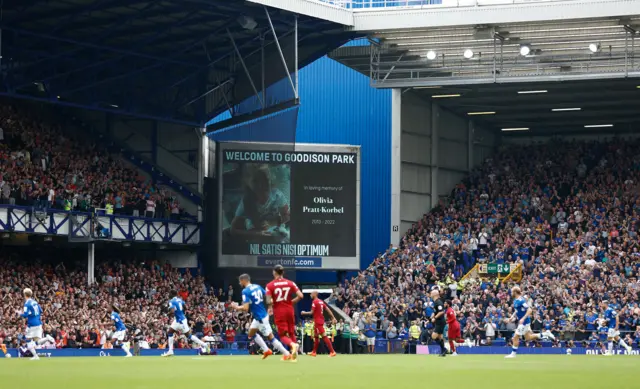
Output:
[329,14,640,136]
[0,0,356,126]
[406,78,640,136]
[331,17,640,86]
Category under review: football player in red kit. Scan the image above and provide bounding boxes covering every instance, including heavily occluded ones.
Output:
[265,265,304,361]
[444,300,463,356]
[301,291,337,357]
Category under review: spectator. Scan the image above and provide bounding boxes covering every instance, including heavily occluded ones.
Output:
[363,315,376,353]
[145,196,156,218]
[0,104,188,219]
[0,249,251,350]
[333,138,640,348]
[386,322,398,340]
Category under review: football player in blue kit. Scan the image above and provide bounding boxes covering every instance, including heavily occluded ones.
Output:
[108,305,133,357]
[17,288,55,360]
[232,274,291,360]
[505,286,549,358]
[601,301,632,355]
[162,289,209,357]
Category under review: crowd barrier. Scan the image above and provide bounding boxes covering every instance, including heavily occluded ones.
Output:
[321,0,577,9]
[0,204,200,245]
[417,345,640,355]
[3,342,638,358]
[367,339,640,355]
[0,348,250,358]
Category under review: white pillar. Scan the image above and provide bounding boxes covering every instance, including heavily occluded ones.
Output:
[390,88,402,244]
[198,130,209,223]
[87,243,95,285]
[430,102,439,210]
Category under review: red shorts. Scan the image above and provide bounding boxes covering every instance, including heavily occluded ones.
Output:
[314,323,326,337]
[448,323,461,340]
[274,314,297,341]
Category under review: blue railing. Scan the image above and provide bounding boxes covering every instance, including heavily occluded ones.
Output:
[320,0,582,9]
[1,347,248,358]
[0,205,200,245]
[2,339,638,358]
[336,338,640,354]
[319,0,442,8]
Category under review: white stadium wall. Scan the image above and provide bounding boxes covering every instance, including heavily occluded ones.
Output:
[391,90,498,242]
[397,91,433,237]
[474,125,497,168]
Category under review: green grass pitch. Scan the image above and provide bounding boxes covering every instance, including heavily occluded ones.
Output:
[1,354,639,389]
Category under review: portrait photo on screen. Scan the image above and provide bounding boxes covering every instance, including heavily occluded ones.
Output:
[221,162,291,254]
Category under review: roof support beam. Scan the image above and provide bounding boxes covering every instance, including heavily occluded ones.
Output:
[38,9,203,91]
[246,0,354,25]
[7,0,149,24]
[0,91,202,127]
[265,6,298,99]
[227,29,265,109]
[4,0,61,24]
[13,1,162,75]
[180,78,234,110]
[0,26,198,68]
[58,23,239,99]
[166,32,268,90]
[49,0,118,35]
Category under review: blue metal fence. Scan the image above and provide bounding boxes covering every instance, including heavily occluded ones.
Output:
[2,340,638,358]
[319,0,442,8]
[0,205,200,245]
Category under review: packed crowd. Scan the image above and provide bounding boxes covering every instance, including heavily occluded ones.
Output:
[333,138,640,348]
[3,136,640,352]
[0,104,183,219]
[0,251,250,350]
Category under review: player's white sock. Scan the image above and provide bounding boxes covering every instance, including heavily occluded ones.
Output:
[608,342,613,354]
[271,338,290,356]
[618,339,630,350]
[542,331,556,341]
[27,341,38,358]
[189,334,206,348]
[121,343,131,355]
[36,335,55,346]
[168,335,175,352]
[253,334,269,353]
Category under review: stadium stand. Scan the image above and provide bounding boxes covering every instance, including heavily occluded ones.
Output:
[0,103,186,219]
[2,138,639,353]
[0,248,250,350]
[333,138,640,350]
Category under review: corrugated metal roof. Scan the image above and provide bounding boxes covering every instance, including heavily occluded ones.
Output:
[206,106,299,143]
[295,55,391,269]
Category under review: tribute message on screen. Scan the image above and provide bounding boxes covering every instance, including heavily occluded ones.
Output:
[219,148,357,259]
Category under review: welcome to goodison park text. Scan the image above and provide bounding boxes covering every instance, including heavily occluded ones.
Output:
[225,151,355,164]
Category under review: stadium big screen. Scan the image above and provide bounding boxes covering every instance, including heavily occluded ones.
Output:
[217,142,360,269]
